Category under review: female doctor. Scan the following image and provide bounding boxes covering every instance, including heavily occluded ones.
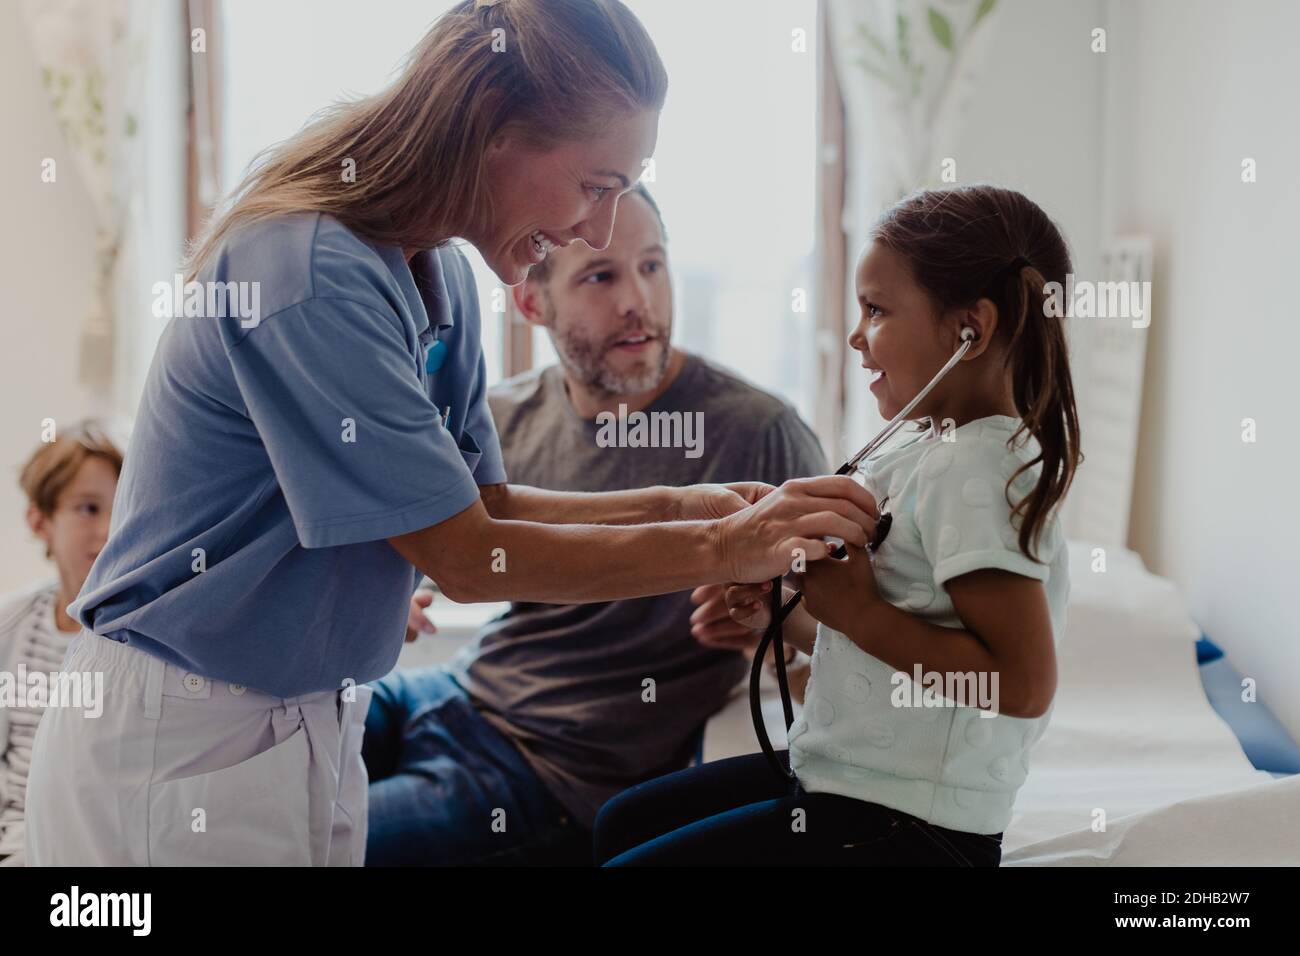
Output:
[25,0,876,866]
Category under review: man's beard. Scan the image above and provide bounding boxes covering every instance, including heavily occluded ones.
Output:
[547,305,672,397]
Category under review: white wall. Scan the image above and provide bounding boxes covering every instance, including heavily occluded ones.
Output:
[0,0,104,595]
[840,0,1107,462]
[1106,0,1300,735]
[952,0,1105,286]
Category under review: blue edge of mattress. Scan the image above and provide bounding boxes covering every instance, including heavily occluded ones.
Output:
[1196,634,1300,777]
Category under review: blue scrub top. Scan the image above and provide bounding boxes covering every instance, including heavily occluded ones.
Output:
[72,212,507,697]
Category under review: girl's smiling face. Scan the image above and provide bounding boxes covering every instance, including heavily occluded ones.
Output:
[849,240,963,422]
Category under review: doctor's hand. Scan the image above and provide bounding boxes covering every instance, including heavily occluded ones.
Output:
[717,475,877,584]
[722,481,777,506]
[405,588,438,643]
[678,481,775,521]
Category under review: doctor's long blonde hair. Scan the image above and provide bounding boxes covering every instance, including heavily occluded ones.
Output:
[185,0,667,280]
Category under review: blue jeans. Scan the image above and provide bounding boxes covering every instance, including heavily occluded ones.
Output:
[595,752,1003,866]
[362,667,590,866]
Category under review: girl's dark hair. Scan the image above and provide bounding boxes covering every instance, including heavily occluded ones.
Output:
[871,184,1083,561]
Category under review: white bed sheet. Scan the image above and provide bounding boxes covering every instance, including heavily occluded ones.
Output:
[701,541,1299,865]
[1003,542,1294,865]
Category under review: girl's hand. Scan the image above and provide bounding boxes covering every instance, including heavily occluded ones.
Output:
[798,544,885,637]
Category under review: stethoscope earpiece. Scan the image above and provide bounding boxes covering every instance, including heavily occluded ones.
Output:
[960,327,977,343]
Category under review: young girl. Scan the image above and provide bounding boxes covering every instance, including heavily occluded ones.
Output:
[594,185,1082,866]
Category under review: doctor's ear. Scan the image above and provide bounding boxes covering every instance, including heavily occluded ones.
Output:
[955,297,999,358]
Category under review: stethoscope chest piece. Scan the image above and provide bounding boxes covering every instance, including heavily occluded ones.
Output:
[869,501,893,552]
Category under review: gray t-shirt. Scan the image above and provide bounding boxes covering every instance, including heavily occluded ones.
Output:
[451,353,828,827]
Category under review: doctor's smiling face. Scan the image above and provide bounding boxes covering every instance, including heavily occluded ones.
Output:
[513,184,673,400]
[475,110,660,287]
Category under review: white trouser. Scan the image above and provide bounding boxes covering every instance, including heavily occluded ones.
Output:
[25,630,372,866]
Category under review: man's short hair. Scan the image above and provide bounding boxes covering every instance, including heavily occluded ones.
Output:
[527,181,667,285]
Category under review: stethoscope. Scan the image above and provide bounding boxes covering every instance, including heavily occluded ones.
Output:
[749,326,978,781]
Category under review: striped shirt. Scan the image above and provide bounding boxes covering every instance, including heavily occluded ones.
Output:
[0,584,75,860]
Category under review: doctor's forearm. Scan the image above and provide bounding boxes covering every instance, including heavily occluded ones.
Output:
[391,476,875,607]
[479,482,679,525]
[403,515,726,603]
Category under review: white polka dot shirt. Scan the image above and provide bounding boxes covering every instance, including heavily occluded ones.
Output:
[788,415,1069,834]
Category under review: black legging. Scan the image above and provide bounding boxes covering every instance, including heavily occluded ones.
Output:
[594,752,1002,866]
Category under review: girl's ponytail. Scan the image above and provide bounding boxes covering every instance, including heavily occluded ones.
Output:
[1001,262,1082,559]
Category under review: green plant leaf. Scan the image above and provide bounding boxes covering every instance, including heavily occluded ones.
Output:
[852,56,902,91]
[855,21,890,60]
[928,7,954,51]
[974,0,998,26]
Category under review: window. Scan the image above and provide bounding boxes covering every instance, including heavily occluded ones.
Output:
[223,0,819,418]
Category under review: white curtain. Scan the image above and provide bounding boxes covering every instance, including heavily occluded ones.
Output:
[22,0,186,420]
[826,0,1006,448]
[22,0,150,393]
